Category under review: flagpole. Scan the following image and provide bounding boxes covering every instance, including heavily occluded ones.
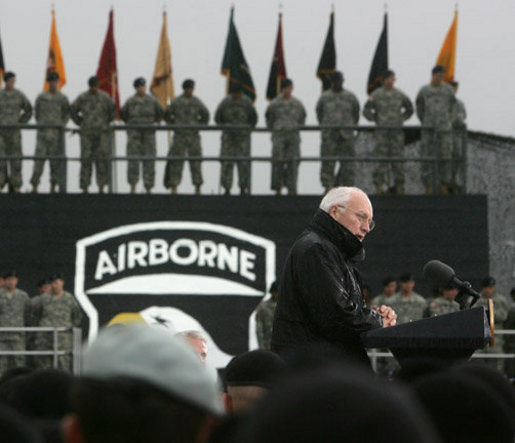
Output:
[111,70,118,193]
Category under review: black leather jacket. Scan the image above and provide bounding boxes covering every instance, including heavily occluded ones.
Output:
[271,209,382,362]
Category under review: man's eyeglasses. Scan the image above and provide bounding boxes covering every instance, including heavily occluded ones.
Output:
[337,205,376,231]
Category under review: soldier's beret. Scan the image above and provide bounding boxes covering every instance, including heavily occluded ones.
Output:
[280,78,293,89]
[3,270,17,279]
[3,71,15,82]
[49,273,64,282]
[37,278,51,287]
[224,350,286,389]
[399,273,415,282]
[133,77,146,88]
[331,71,344,82]
[432,65,445,74]
[269,281,279,293]
[382,276,396,286]
[481,276,496,288]
[46,71,59,82]
[229,81,243,94]
[182,79,195,90]
[88,76,100,87]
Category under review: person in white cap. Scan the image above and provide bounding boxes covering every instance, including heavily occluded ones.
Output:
[62,324,224,443]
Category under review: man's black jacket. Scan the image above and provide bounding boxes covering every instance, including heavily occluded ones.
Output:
[271,209,382,364]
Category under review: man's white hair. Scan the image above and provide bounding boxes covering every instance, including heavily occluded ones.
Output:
[319,187,368,213]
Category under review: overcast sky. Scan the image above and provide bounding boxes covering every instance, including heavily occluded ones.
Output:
[2,0,514,194]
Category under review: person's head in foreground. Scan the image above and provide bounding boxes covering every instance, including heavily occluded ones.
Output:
[62,325,223,443]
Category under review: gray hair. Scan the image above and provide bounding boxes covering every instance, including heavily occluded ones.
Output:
[319,187,368,213]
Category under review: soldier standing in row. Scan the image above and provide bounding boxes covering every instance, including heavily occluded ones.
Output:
[416,65,455,194]
[426,284,460,317]
[371,276,397,307]
[450,81,467,194]
[316,71,359,192]
[363,70,413,195]
[214,82,258,196]
[265,78,306,196]
[70,76,116,194]
[30,72,70,194]
[386,273,426,324]
[121,77,163,194]
[164,79,210,195]
[255,281,279,350]
[0,271,32,375]
[32,273,82,371]
[0,72,32,193]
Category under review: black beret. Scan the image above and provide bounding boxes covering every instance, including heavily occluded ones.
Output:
[49,273,64,282]
[280,78,293,89]
[46,71,59,82]
[224,350,286,389]
[3,71,15,82]
[269,281,279,293]
[133,77,145,88]
[382,276,396,286]
[182,79,195,90]
[399,273,415,282]
[88,76,100,87]
[3,271,17,279]
[228,81,243,94]
[432,65,445,74]
[331,71,344,82]
[481,276,496,288]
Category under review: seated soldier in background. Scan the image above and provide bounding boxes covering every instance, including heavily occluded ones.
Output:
[62,325,223,443]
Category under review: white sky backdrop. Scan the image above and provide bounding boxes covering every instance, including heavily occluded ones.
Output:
[2,0,514,194]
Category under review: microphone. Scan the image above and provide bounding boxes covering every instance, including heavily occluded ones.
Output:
[422,260,481,309]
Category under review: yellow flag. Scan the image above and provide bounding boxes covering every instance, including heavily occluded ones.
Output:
[44,9,66,90]
[436,10,458,83]
[151,12,174,109]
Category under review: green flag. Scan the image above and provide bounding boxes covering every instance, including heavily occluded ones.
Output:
[221,7,256,102]
[316,11,336,91]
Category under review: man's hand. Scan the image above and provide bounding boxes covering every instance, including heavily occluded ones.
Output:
[373,305,397,327]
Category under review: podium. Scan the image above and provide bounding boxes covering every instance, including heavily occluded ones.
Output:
[361,307,491,368]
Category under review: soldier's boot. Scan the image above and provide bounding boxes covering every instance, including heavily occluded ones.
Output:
[240,187,248,196]
[439,184,450,195]
[13,186,20,193]
[195,185,201,195]
[32,185,38,194]
[171,185,177,195]
[288,188,296,196]
[395,183,404,195]
[224,187,230,196]
[50,184,57,194]
[425,185,433,195]
[130,185,136,194]
[82,187,89,194]
[99,185,105,194]
[275,189,281,196]
[145,187,152,195]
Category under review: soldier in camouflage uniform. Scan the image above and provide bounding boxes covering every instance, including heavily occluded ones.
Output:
[426,284,460,317]
[255,281,278,350]
[265,78,306,195]
[474,277,509,372]
[371,276,397,307]
[316,71,359,191]
[363,70,413,195]
[70,76,116,193]
[0,271,32,375]
[450,81,467,194]
[416,65,456,194]
[121,77,163,194]
[30,72,70,194]
[503,287,515,377]
[164,79,209,195]
[214,82,258,196]
[385,273,427,324]
[0,72,33,193]
[32,273,82,371]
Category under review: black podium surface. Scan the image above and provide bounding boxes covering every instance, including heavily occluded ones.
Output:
[361,307,491,367]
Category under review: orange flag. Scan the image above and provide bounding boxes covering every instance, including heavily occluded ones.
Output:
[436,10,458,83]
[44,8,66,90]
[151,11,174,110]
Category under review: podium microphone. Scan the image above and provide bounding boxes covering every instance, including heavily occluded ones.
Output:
[422,260,481,309]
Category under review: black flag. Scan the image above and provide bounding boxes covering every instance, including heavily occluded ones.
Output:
[366,13,388,95]
[316,11,336,91]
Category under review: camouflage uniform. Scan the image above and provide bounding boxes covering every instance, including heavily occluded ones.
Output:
[451,97,467,191]
[32,291,82,371]
[363,87,413,192]
[0,88,33,190]
[255,298,277,350]
[0,288,32,375]
[415,83,455,191]
[214,94,257,193]
[503,305,515,377]
[70,90,116,190]
[265,93,306,194]
[164,93,210,189]
[316,89,359,188]
[474,293,509,371]
[30,90,70,189]
[426,297,460,317]
[386,292,427,324]
[121,93,163,190]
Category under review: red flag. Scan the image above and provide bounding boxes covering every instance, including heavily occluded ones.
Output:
[96,10,120,115]
[266,13,287,100]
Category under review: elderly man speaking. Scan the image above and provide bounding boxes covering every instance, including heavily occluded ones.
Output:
[272,186,396,368]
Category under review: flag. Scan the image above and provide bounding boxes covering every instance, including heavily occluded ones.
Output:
[0,28,5,89]
[366,12,388,95]
[96,9,120,114]
[44,9,66,90]
[266,13,287,100]
[221,7,256,102]
[316,11,336,91]
[151,11,174,110]
[436,10,458,83]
